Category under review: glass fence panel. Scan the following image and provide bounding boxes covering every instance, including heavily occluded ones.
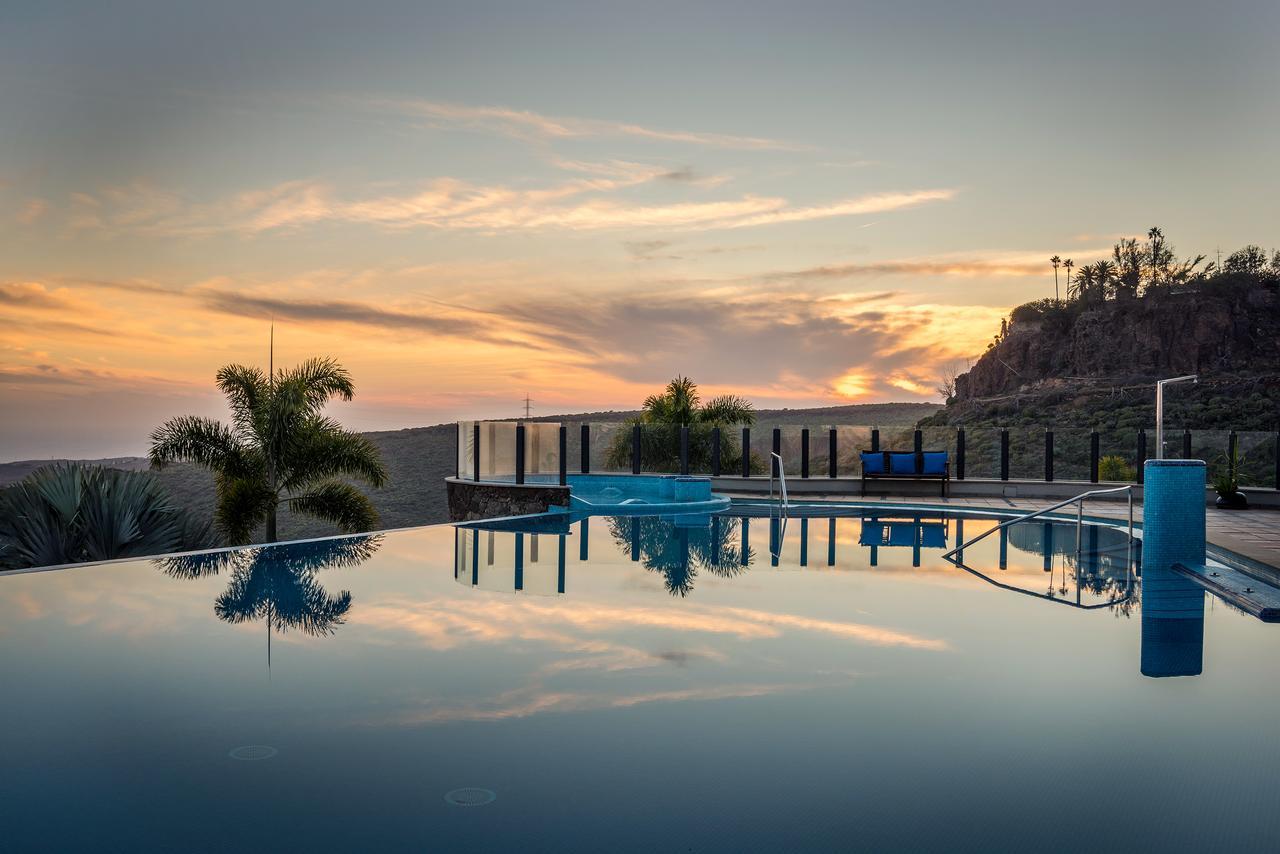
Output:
[1007,428,1046,480]
[1193,430,1232,484]
[962,428,1002,479]
[1053,429,1092,482]
[1236,431,1278,489]
[1096,430,1141,482]
[833,426,873,477]
[637,423,681,473]
[523,422,561,481]
[477,421,518,481]
[775,426,805,477]
[562,421,585,474]
[589,422,631,473]
[876,425,917,453]
[456,421,474,478]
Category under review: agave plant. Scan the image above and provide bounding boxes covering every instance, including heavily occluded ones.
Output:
[149,357,388,544]
[0,464,214,570]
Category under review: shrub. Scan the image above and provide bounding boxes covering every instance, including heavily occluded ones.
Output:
[1098,455,1136,482]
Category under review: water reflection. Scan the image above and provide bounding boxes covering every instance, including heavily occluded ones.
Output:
[155,536,382,661]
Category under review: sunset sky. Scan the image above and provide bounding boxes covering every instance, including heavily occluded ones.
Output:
[3,1,1279,459]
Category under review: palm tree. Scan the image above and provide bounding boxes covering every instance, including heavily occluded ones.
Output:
[0,463,214,569]
[149,357,388,545]
[1049,255,1062,300]
[1069,265,1095,301]
[1062,259,1073,299]
[604,376,758,472]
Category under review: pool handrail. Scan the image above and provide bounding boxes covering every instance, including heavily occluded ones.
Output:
[941,484,1135,565]
[769,452,789,519]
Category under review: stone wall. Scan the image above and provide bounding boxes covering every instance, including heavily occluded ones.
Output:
[446,478,570,522]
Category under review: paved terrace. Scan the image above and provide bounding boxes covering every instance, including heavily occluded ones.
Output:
[725,491,1280,577]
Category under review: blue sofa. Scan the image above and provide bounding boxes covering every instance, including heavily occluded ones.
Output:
[860,450,950,497]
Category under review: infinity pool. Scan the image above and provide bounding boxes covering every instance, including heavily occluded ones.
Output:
[1,505,1277,852]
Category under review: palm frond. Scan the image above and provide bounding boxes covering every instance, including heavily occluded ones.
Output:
[216,364,268,437]
[149,416,250,475]
[698,394,756,426]
[279,418,388,490]
[276,356,355,414]
[285,480,379,533]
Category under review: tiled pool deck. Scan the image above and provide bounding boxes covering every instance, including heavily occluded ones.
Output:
[725,492,1280,575]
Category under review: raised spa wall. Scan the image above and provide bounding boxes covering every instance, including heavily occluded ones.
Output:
[446,478,570,522]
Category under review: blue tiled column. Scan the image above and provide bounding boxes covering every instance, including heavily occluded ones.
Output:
[1140,459,1206,678]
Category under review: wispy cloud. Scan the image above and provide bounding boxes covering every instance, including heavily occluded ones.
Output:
[69,177,956,236]
[370,97,809,151]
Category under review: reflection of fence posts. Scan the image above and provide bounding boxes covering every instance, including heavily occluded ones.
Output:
[956,428,966,480]
[1045,430,1054,482]
[801,429,810,478]
[1000,428,1009,481]
[829,429,838,479]
[1090,431,1100,483]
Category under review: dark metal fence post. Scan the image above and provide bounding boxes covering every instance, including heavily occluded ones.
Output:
[679,426,690,476]
[515,424,526,485]
[1229,429,1238,471]
[472,422,480,482]
[1044,430,1054,482]
[711,427,721,476]
[631,424,641,475]
[1137,429,1147,484]
[772,428,781,478]
[742,427,751,478]
[870,428,880,452]
[1000,428,1009,481]
[801,428,810,478]
[1182,429,1191,460]
[913,429,922,453]
[558,425,567,486]
[1090,431,1100,483]
[828,428,837,478]
[1275,431,1280,490]
[580,424,590,473]
[956,428,965,480]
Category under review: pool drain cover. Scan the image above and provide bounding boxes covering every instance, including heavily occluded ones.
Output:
[229,745,278,761]
[444,787,496,807]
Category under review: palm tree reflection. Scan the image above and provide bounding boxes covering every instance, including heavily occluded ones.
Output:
[608,515,751,597]
[155,536,382,645]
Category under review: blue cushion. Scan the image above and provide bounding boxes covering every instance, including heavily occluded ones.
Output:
[921,452,947,475]
[861,452,885,474]
[889,453,917,474]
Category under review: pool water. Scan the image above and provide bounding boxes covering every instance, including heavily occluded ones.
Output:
[1,505,1278,852]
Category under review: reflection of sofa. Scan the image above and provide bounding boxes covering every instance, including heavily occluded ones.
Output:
[860,451,950,497]
[859,517,949,549]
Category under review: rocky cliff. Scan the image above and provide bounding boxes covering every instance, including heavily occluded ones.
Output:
[955,282,1280,401]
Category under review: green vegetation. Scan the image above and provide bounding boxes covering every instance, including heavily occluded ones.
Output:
[0,464,213,570]
[1098,455,1136,482]
[604,376,763,473]
[1210,446,1245,497]
[149,357,388,544]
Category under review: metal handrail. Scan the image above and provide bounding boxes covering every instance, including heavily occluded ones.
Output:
[941,484,1135,564]
[768,452,789,519]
